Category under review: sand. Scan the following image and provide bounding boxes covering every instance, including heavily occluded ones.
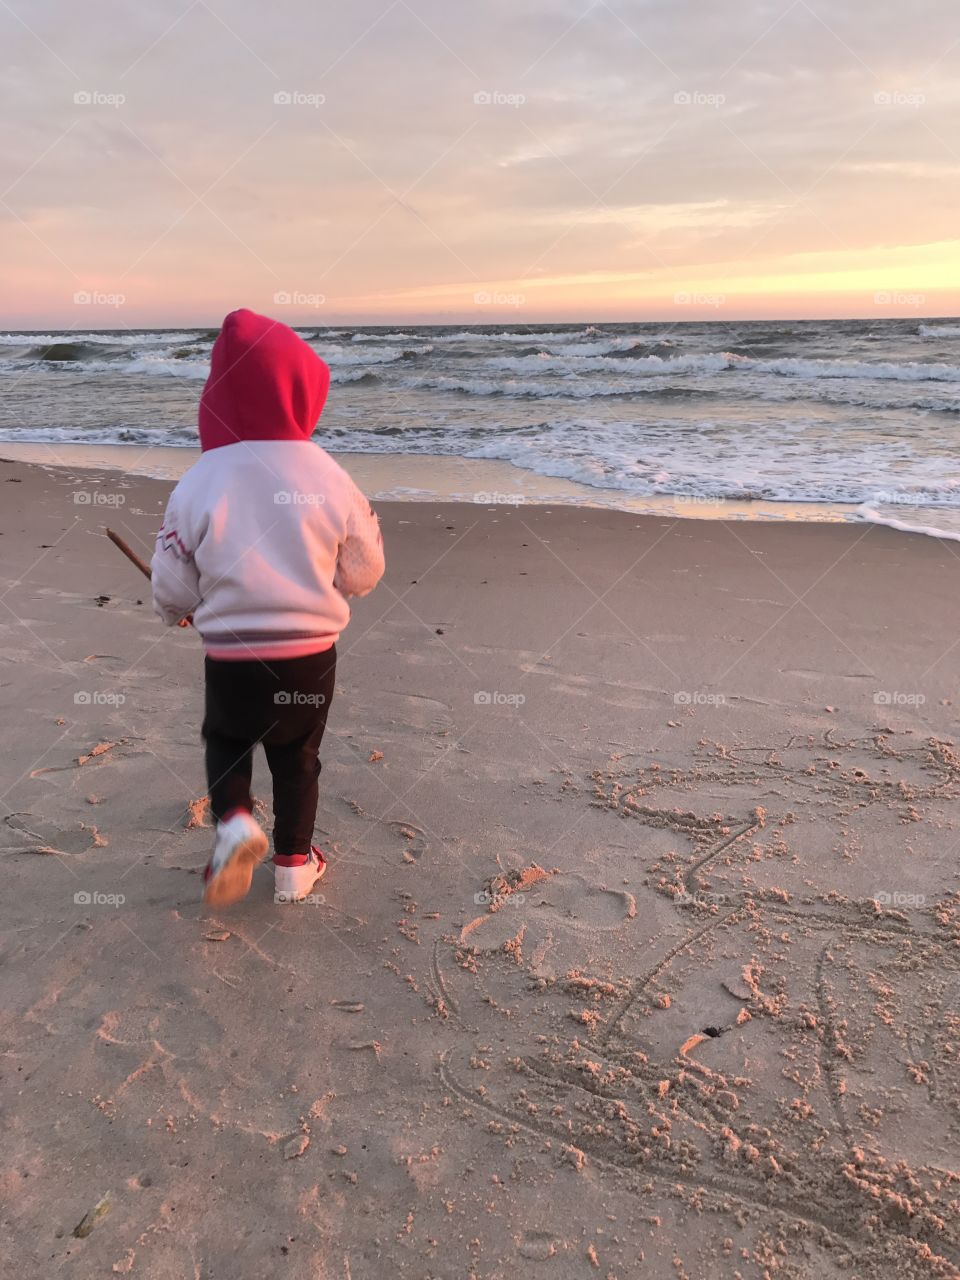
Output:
[0,454,958,1279]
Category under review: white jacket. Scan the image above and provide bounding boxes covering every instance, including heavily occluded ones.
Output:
[151,440,384,660]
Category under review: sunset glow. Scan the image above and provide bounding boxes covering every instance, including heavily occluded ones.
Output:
[4,1,960,326]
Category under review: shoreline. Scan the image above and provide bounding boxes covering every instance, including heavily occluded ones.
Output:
[0,438,882,528]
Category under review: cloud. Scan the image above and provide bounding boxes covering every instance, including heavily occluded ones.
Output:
[1,0,959,321]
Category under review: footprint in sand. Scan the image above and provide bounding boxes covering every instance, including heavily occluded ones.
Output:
[363,688,452,738]
[517,1230,561,1260]
[388,821,427,863]
[460,869,638,978]
[96,999,220,1057]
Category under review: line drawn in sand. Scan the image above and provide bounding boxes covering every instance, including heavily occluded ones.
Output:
[427,741,960,1275]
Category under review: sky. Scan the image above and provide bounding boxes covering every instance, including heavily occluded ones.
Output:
[2,0,960,326]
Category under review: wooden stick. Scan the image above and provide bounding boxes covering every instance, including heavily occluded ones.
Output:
[106,527,151,579]
[106,528,193,628]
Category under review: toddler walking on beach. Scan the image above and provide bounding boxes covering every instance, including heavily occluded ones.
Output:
[150,309,385,906]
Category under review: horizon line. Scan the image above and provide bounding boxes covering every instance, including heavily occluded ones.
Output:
[3,312,960,332]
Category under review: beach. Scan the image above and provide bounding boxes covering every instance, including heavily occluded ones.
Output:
[2,454,959,1279]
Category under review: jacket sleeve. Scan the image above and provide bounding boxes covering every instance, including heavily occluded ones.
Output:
[151,486,202,626]
[334,480,385,598]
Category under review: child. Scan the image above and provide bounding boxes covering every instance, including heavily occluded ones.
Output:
[151,309,384,907]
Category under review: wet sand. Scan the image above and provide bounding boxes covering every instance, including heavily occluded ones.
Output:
[1,455,958,1279]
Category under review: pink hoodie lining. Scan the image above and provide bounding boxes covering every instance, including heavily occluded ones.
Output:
[204,638,334,662]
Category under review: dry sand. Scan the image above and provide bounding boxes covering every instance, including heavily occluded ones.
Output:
[1,455,958,1279]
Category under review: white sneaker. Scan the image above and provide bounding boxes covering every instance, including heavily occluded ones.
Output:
[274,846,327,904]
[202,810,269,906]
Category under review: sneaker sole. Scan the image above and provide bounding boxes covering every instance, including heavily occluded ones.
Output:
[275,859,327,904]
[203,829,269,907]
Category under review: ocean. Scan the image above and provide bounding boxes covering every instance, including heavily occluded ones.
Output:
[2,317,959,537]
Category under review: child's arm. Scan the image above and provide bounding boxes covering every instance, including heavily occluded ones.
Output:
[334,481,385,598]
[151,491,202,626]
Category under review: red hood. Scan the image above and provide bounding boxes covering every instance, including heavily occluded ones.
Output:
[198,309,330,452]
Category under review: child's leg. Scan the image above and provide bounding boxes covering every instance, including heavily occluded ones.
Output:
[262,647,337,859]
[264,727,325,857]
[202,656,256,820]
[203,729,254,820]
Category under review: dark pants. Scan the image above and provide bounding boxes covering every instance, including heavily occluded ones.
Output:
[202,647,337,858]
